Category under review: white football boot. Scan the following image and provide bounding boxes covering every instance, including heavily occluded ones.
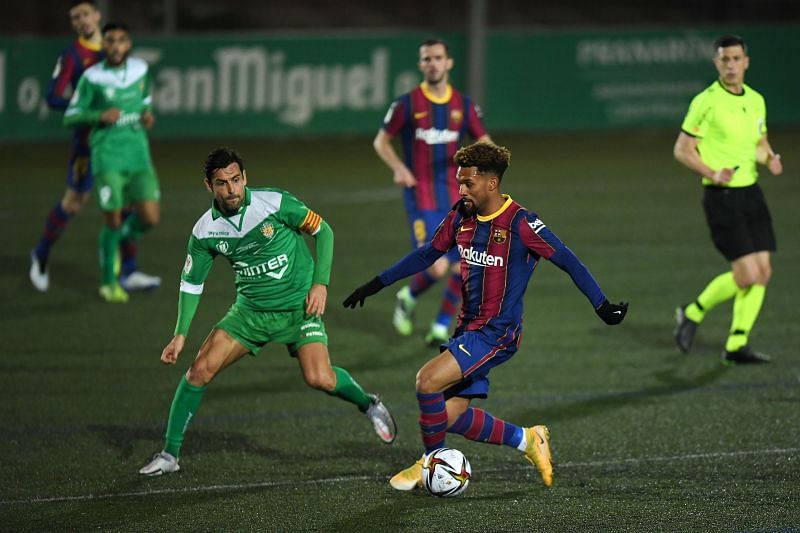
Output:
[29,251,49,292]
[120,271,162,292]
[139,451,180,476]
[366,395,397,444]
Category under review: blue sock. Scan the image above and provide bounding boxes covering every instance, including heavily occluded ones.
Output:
[410,271,437,298]
[119,211,148,276]
[34,203,71,264]
[448,407,523,448]
[435,273,462,327]
[418,392,448,454]
[120,240,138,277]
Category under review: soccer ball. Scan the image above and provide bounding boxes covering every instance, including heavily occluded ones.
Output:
[421,448,471,497]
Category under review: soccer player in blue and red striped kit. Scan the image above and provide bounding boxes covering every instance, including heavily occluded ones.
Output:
[373,38,490,345]
[29,1,159,293]
[345,141,628,489]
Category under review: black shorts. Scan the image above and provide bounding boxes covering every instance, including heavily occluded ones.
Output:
[702,184,776,262]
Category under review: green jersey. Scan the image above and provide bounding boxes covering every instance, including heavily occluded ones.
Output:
[681,80,767,188]
[64,57,153,175]
[180,187,328,313]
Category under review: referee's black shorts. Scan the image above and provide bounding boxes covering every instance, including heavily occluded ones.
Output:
[702,183,776,262]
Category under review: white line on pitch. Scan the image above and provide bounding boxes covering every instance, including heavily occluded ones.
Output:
[2,447,797,506]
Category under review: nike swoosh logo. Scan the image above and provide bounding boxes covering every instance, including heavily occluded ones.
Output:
[458,344,472,356]
[613,310,622,315]
[460,226,474,232]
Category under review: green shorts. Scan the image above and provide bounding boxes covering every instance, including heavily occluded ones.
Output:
[95,167,161,211]
[215,303,328,356]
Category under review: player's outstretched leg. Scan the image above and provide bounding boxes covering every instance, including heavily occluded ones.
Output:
[299,343,397,444]
[139,375,206,476]
[447,405,553,487]
[523,425,553,487]
[329,366,397,444]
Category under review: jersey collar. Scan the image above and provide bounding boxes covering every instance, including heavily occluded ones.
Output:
[477,194,513,222]
[716,79,746,97]
[211,186,252,224]
[78,36,102,52]
[420,82,452,104]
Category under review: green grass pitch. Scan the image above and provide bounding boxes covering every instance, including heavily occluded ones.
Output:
[1,129,798,531]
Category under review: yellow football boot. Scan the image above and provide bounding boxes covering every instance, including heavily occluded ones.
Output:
[524,425,553,487]
[389,456,424,491]
[99,283,129,303]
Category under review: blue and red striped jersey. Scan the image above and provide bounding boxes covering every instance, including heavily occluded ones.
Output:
[382,83,487,211]
[47,37,103,148]
[427,196,604,339]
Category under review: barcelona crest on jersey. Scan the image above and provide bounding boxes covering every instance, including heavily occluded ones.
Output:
[492,228,508,244]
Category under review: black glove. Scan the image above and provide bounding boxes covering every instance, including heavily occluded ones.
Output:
[595,299,628,325]
[342,276,385,309]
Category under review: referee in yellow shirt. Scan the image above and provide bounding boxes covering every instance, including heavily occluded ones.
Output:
[673,34,783,364]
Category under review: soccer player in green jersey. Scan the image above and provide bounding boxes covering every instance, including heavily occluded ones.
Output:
[673,35,783,364]
[138,147,397,476]
[64,22,161,303]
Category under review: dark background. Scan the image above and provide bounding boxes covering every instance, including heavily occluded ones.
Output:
[4,0,800,35]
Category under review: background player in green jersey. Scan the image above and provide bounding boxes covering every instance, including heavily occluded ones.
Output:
[673,34,784,364]
[64,23,162,303]
[139,147,397,476]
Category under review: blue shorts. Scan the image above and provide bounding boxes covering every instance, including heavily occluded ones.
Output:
[66,138,93,194]
[442,327,520,400]
[406,208,459,262]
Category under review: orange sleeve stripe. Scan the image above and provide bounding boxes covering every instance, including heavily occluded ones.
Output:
[299,210,322,234]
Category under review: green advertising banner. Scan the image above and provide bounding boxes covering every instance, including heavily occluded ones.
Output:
[486,26,799,131]
[0,26,797,141]
[0,32,465,141]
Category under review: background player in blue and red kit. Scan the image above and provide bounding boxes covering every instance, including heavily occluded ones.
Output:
[345,141,628,490]
[29,1,158,293]
[373,38,491,345]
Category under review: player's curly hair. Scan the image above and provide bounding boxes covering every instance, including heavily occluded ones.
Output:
[454,141,511,181]
[204,147,245,180]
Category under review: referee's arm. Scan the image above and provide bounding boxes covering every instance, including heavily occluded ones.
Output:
[756,134,783,176]
[673,131,733,185]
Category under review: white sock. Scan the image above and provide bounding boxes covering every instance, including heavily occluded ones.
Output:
[516,429,528,452]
